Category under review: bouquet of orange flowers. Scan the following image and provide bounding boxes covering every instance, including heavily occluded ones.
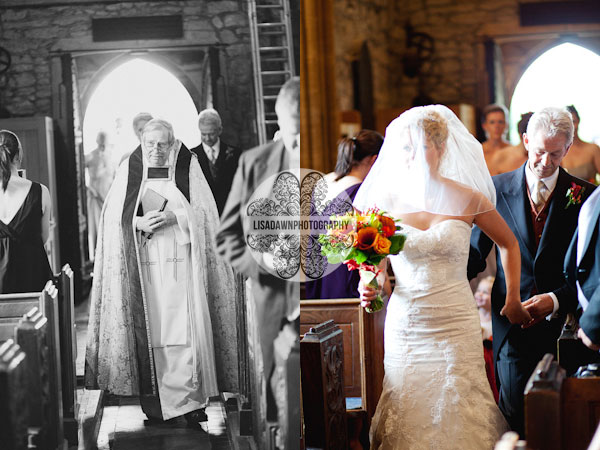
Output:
[318,207,406,313]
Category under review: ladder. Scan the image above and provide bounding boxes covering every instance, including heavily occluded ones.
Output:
[248,0,296,145]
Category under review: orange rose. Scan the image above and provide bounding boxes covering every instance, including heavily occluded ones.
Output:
[379,215,396,238]
[355,226,379,250]
[373,236,391,254]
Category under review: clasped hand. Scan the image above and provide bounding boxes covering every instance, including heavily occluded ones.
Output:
[358,280,381,309]
[500,297,532,326]
[136,210,176,233]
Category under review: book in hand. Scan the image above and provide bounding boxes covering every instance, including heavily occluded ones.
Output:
[142,188,168,213]
[141,188,168,246]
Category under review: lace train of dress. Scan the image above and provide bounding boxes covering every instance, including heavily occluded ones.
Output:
[370,219,508,450]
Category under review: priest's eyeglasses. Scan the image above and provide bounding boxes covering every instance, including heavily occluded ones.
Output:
[145,141,170,150]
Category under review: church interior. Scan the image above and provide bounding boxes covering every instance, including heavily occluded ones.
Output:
[1,0,600,449]
[0,0,299,449]
[300,0,600,449]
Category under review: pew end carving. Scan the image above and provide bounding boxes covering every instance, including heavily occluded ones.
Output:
[300,298,385,421]
[525,353,600,450]
[0,339,29,450]
[300,319,348,450]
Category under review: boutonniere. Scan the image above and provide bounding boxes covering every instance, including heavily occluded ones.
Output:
[565,182,585,209]
[225,147,235,160]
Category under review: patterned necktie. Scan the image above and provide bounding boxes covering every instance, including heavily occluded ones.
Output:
[533,179,548,212]
[207,146,216,165]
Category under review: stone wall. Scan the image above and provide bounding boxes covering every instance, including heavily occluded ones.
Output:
[333,0,546,113]
[0,0,256,148]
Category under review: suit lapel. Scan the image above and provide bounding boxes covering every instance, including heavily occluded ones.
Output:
[500,166,536,258]
[214,143,228,170]
[536,168,570,259]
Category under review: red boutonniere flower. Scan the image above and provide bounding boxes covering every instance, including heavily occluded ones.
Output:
[565,182,585,209]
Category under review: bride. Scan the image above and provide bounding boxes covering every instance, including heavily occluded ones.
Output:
[354,105,530,449]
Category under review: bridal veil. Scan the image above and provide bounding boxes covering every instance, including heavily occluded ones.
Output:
[353,105,496,217]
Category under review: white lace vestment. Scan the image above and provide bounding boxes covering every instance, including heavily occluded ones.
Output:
[370,219,508,450]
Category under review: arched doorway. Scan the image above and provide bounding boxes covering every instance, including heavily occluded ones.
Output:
[82,58,201,260]
[509,43,600,144]
[82,58,201,164]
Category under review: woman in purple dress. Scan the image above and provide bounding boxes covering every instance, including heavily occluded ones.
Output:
[304,129,383,299]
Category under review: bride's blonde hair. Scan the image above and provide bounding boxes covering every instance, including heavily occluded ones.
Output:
[419,110,448,150]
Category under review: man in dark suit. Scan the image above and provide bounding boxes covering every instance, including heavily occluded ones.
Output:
[190,108,241,215]
[564,186,600,351]
[469,107,596,437]
[216,77,299,423]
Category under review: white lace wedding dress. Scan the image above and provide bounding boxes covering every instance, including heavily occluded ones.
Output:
[370,219,508,449]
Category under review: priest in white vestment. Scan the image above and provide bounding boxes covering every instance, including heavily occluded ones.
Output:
[85,119,236,426]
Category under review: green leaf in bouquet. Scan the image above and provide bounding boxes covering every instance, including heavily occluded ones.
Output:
[367,255,385,266]
[389,234,407,254]
[354,251,368,264]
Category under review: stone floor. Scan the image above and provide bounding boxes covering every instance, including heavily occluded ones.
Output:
[74,299,236,450]
[96,396,233,450]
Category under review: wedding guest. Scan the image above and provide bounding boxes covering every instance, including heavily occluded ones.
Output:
[489,112,532,176]
[119,112,153,165]
[305,129,384,299]
[85,130,115,258]
[0,130,52,293]
[561,105,600,183]
[217,77,299,423]
[190,109,241,215]
[323,129,383,201]
[482,104,511,171]
[564,185,600,351]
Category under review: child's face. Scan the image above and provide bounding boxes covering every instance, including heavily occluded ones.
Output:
[475,280,492,310]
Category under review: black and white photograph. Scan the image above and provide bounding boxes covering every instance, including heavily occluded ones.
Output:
[0,0,298,449]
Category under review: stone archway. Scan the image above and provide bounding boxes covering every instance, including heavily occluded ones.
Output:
[508,42,600,143]
[81,57,201,160]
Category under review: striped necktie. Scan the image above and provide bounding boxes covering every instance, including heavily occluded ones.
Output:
[533,180,548,212]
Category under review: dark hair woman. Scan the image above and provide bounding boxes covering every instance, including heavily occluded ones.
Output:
[323,129,384,202]
[0,130,52,293]
[304,129,384,300]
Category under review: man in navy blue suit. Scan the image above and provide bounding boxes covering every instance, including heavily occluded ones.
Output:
[564,186,600,351]
[469,107,596,437]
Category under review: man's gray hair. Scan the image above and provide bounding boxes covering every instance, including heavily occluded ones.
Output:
[198,108,222,128]
[142,118,175,144]
[275,76,300,118]
[526,107,574,147]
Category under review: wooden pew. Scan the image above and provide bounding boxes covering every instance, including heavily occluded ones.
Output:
[524,353,600,450]
[15,307,54,449]
[300,298,385,421]
[0,282,65,450]
[0,339,29,450]
[301,319,348,449]
[54,264,78,445]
